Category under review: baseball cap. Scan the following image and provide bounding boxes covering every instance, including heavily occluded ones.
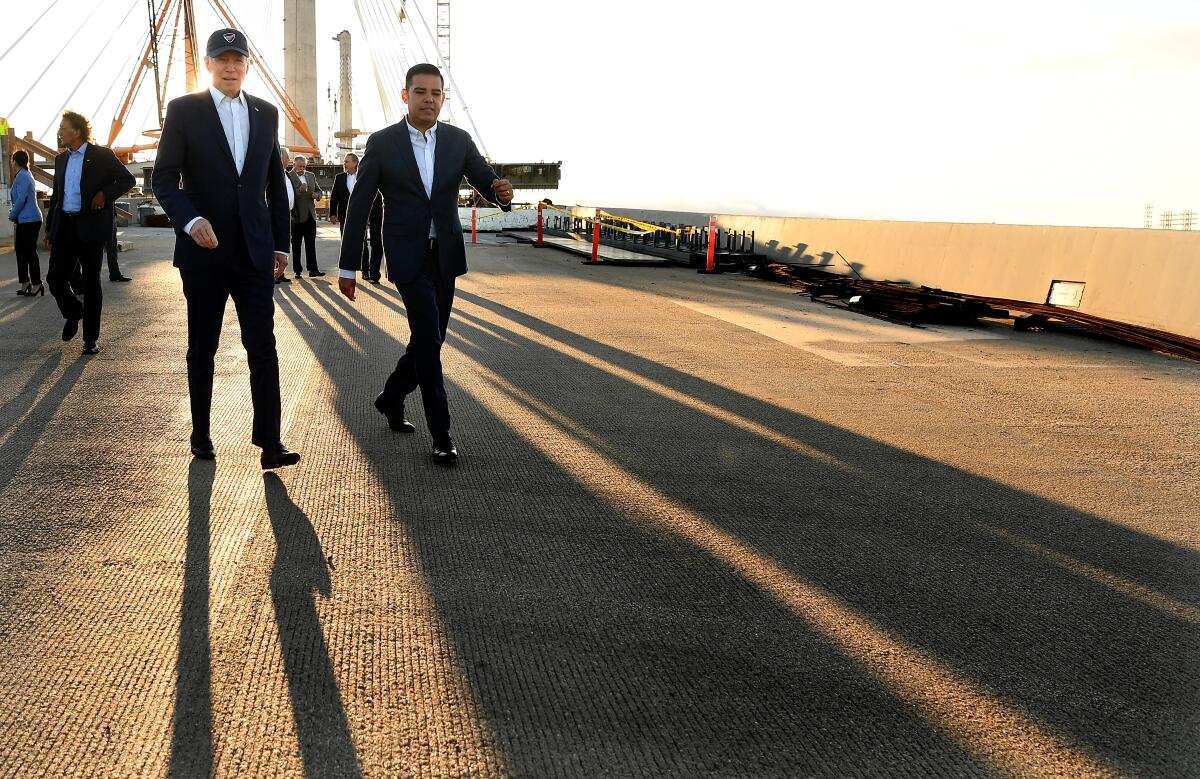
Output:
[206,28,250,58]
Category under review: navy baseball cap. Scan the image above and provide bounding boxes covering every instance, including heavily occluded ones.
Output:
[206,28,249,57]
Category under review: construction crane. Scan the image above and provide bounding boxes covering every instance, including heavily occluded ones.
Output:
[107,0,320,160]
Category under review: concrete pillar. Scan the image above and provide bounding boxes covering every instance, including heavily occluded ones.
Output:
[335,30,352,141]
[283,0,317,150]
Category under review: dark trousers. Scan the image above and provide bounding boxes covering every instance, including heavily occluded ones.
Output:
[105,223,123,279]
[47,217,104,342]
[180,237,282,448]
[363,220,384,281]
[290,217,318,274]
[378,244,455,437]
[13,221,42,285]
[337,221,371,278]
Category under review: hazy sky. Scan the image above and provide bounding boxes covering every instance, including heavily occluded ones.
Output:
[2,0,1198,227]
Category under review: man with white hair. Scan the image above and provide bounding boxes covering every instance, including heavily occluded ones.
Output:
[287,154,323,277]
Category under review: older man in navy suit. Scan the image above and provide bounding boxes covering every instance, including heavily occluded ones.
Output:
[152,28,300,469]
[337,63,513,465]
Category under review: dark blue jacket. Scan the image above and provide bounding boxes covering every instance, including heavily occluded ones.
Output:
[337,118,508,283]
[45,143,135,243]
[151,90,290,272]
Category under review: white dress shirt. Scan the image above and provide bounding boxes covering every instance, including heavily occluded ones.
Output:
[346,172,356,193]
[408,120,437,240]
[185,86,252,237]
[284,171,295,211]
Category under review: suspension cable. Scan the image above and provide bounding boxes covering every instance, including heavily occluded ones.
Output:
[5,0,127,118]
[39,0,144,142]
[405,0,489,157]
[0,0,66,63]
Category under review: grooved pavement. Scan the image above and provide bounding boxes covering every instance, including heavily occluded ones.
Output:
[0,228,1197,778]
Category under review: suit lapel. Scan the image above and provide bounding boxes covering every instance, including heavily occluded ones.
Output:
[431,122,450,194]
[244,92,261,178]
[396,118,427,200]
[202,92,239,175]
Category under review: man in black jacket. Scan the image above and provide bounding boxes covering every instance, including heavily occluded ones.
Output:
[44,111,136,354]
[151,28,300,469]
[327,152,384,282]
[337,63,513,464]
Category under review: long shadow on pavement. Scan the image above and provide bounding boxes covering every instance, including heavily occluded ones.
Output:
[263,472,362,778]
[170,460,215,777]
[276,284,1019,776]
[361,282,1198,776]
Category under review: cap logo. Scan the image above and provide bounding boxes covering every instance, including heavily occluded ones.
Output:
[224,32,236,43]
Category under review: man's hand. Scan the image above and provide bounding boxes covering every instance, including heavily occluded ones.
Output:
[338,276,357,302]
[189,218,219,249]
[274,252,288,279]
[491,179,514,205]
[90,192,106,210]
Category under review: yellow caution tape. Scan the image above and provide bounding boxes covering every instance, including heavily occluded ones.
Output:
[474,203,535,221]
[598,211,681,235]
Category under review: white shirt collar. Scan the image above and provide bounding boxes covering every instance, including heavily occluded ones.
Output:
[406,117,437,141]
[209,85,247,109]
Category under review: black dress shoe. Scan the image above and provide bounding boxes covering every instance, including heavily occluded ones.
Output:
[62,316,81,342]
[373,393,415,432]
[432,436,458,465]
[110,275,132,282]
[190,436,215,459]
[81,341,100,355]
[309,271,326,277]
[261,443,301,469]
[275,275,291,284]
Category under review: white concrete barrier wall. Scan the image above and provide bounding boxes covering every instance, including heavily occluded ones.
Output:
[457,207,537,231]
[600,207,1200,340]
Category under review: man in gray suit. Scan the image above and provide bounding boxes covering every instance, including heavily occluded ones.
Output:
[288,154,323,277]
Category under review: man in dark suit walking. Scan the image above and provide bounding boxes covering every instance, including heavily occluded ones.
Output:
[337,63,513,464]
[327,152,384,283]
[152,28,300,469]
[43,111,136,354]
[288,155,323,277]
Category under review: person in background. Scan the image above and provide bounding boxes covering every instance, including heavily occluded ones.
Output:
[327,152,384,282]
[287,154,322,278]
[275,148,294,284]
[43,110,136,355]
[105,218,132,282]
[8,150,44,297]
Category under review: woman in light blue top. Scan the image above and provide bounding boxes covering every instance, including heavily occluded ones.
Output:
[9,150,44,296]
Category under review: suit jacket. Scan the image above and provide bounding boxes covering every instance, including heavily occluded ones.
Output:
[337,118,508,283]
[151,90,290,272]
[288,170,320,223]
[8,168,42,224]
[45,143,135,243]
[329,171,382,229]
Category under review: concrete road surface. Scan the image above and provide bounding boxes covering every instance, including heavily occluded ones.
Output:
[0,228,1197,777]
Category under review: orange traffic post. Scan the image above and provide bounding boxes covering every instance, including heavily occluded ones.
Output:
[536,202,544,246]
[706,216,717,272]
[471,208,477,244]
[591,208,601,262]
